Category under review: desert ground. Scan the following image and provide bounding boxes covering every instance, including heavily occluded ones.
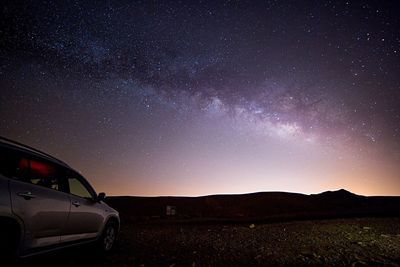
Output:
[15,217,400,267]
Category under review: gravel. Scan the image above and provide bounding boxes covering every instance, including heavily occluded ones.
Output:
[15,217,400,267]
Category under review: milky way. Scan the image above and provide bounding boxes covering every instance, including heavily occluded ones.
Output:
[1,1,400,196]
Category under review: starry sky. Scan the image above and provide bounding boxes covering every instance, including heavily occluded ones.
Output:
[1,0,400,196]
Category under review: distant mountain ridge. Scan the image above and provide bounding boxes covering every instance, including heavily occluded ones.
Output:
[105,189,400,222]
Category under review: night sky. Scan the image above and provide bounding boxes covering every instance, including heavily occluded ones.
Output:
[1,0,400,196]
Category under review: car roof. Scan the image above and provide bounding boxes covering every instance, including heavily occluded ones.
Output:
[0,136,71,169]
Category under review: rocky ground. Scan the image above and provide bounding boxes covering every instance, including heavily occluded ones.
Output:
[15,217,400,267]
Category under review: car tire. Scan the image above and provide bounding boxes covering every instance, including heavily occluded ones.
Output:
[98,221,117,252]
[0,224,18,264]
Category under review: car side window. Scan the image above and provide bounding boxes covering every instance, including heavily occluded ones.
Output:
[28,158,62,191]
[67,174,93,200]
[0,147,30,181]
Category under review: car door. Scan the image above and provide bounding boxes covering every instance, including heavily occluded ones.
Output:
[8,154,71,252]
[60,170,104,243]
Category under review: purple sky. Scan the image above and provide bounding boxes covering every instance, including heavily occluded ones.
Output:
[1,0,400,196]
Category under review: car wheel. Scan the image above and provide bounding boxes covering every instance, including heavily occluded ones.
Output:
[100,222,117,252]
[0,224,19,264]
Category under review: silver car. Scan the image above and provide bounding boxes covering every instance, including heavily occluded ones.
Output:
[0,137,120,261]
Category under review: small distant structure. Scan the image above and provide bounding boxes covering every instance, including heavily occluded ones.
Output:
[166,205,177,216]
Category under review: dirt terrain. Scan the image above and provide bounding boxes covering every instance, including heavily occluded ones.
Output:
[16,217,400,267]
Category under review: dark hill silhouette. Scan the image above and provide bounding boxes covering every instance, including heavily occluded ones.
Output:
[105,189,400,223]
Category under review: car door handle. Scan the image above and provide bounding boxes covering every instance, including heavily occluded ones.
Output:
[17,192,36,200]
[72,201,81,207]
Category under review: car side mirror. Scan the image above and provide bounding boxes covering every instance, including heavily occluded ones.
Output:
[97,192,106,202]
